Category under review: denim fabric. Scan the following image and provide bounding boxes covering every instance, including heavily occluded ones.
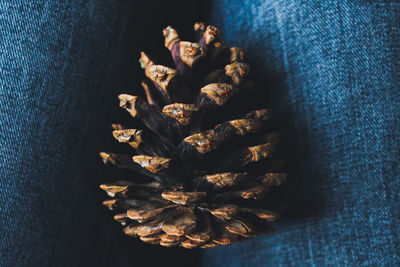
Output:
[203,1,400,266]
[1,0,399,266]
[0,1,203,266]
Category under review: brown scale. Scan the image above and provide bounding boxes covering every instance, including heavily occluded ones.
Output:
[99,23,287,248]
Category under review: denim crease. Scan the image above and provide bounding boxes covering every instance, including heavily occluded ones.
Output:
[203,1,400,266]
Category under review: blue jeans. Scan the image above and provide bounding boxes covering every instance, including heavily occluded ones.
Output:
[0,1,398,266]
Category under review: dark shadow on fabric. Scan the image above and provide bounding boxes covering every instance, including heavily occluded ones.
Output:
[242,43,320,222]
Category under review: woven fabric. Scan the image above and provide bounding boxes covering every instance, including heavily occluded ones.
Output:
[0,1,201,266]
[1,0,399,266]
[203,0,400,266]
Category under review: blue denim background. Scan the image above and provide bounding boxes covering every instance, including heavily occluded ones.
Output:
[0,1,204,266]
[203,0,400,266]
[0,0,399,266]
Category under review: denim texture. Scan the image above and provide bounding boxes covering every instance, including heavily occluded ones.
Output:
[203,0,400,266]
[0,0,399,266]
[0,1,202,266]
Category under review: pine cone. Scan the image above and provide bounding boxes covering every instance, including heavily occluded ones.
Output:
[100,23,287,249]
